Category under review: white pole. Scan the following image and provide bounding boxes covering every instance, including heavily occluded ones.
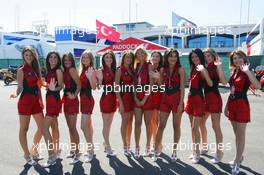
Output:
[136,3,138,22]
[238,0,243,47]
[171,29,173,48]
[247,0,251,24]
[129,0,131,36]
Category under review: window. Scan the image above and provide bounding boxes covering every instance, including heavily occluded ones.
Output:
[187,35,207,48]
[126,24,135,31]
[167,37,182,48]
[210,34,234,48]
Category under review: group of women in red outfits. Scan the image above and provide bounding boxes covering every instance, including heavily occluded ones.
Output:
[11,45,261,174]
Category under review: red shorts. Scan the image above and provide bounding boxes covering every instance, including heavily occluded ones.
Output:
[185,95,205,117]
[227,98,250,123]
[152,92,162,110]
[100,93,117,113]
[18,94,43,115]
[120,93,134,112]
[63,96,79,115]
[80,94,94,114]
[160,92,184,113]
[134,92,153,110]
[205,92,222,113]
[46,95,62,117]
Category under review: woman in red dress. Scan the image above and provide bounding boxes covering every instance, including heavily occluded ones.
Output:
[149,51,163,150]
[10,46,44,165]
[133,46,153,158]
[225,50,261,174]
[200,48,227,164]
[96,50,118,156]
[79,50,97,162]
[62,52,81,164]
[115,50,135,156]
[42,51,63,167]
[185,48,213,164]
[153,48,185,162]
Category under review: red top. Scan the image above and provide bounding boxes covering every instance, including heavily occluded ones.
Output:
[80,67,91,89]
[63,68,77,94]
[205,63,219,88]
[102,66,115,86]
[134,62,149,85]
[46,69,58,86]
[120,66,134,85]
[63,68,72,89]
[163,65,180,87]
[22,64,38,87]
[229,69,250,92]
[189,69,204,89]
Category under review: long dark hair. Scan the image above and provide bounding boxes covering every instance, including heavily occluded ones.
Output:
[121,50,135,71]
[151,51,163,70]
[62,52,76,70]
[188,48,205,72]
[46,51,61,71]
[163,48,180,68]
[22,46,41,78]
[102,50,116,74]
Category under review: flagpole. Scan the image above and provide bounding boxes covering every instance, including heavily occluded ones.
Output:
[95,20,99,68]
[247,0,251,24]
[238,0,242,47]
[129,0,131,36]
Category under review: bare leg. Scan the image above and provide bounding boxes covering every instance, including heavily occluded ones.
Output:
[42,116,56,157]
[19,115,31,157]
[211,113,223,156]
[144,110,153,150]
[200,114,209,152]
[65,113,80,155]
[134,108,143,149]
[234,122,247,164]
[155,112,170,153]
[31,113,44,156]
[126,112,133,148]
[172,112,182,154]
[81,114,93,151]
[102,113,115,148]
[50,118,60,153]
[151,109,159,147]
[121,112,131,148]
[190,116,202,156]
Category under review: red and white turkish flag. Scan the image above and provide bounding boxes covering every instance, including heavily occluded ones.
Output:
[96,20,120,42]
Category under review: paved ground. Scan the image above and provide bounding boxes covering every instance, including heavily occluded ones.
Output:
[0,81,263,175]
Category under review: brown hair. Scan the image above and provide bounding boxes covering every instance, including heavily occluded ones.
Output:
[163,48,180,68]
[229,49,248,68]
[46,51,61,71]
[79,49,94,74]
[101,50,116,74]
[22,46,41,78]
[62,52,76,70]
[151,51,163,70]
[121,50,135,70]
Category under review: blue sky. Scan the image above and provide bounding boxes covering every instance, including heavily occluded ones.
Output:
[0,0,263,34]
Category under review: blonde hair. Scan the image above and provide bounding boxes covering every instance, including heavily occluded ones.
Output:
[134,44,148,68]
[79,49,94,74]
[203,48,219,62]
